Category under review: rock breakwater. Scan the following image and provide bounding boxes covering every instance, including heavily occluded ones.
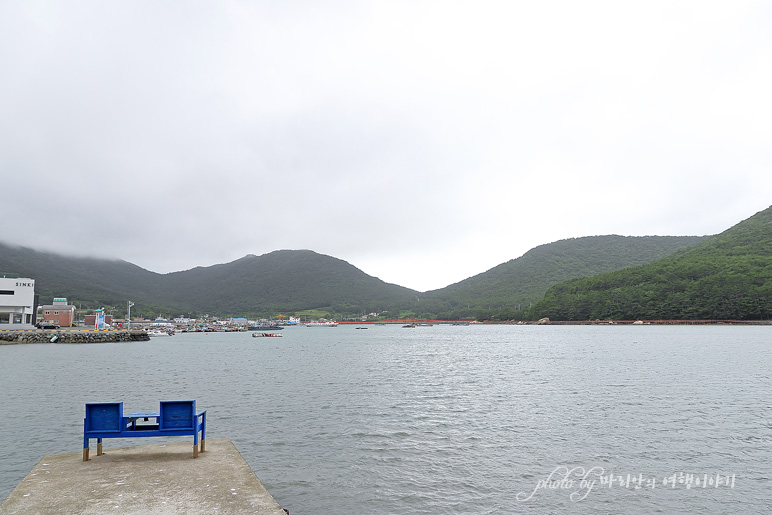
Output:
[0,330,150,344]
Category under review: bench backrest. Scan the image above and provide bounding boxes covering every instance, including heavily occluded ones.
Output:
[160,400,196,431]
[85,402,123,433]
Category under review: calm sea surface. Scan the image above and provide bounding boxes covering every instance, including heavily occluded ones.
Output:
[1,325,770,514]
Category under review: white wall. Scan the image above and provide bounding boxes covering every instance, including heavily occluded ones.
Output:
[0,277,36,328]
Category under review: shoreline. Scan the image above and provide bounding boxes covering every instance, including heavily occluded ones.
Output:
[482,319,772,325]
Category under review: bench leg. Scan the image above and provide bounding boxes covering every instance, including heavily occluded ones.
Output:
[200,414,206,453]
[97,438,103,456]
[83,435,90,461]
[193,443,199,458]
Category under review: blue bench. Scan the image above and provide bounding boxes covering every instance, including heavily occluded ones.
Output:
[83,400,207,461]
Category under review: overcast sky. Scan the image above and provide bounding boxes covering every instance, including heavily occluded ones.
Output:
[2,1,771,292]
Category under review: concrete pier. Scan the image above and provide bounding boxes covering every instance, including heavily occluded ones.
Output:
[1,439,287,514]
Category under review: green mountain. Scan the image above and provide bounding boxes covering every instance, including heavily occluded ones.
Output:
[154,250,418,315]
[529,205,772,320]
[0,244,417,318]
[419,235,706,319]
[0,232,712,320]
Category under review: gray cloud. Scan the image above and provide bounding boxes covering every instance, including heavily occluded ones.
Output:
[2,1,771,291]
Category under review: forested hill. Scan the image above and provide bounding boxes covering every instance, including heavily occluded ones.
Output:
[2,235,710,319]
[419,235,706,318]
[0,244,418,317]
[153,250,419,315]
[529,205,772,321]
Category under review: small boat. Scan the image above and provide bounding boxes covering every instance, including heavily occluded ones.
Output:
[148,329,173,337]
[252,332,282,338]
[402,324,416,328]
[248,324,283,331]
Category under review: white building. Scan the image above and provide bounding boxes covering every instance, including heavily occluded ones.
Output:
[0,274,36,329]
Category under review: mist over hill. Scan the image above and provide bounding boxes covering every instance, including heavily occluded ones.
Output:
[0,244,417,317]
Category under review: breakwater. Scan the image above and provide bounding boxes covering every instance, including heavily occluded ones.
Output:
[0,329,150,344]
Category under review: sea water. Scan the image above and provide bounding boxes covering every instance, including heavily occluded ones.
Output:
[0,324,770,514]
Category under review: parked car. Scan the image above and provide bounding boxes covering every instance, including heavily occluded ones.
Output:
[35,321,60,329]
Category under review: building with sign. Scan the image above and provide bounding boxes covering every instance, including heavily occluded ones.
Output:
[0,273,37,329]
[38,298,77,327]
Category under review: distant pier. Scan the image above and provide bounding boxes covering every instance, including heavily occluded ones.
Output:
[1,438,287,514]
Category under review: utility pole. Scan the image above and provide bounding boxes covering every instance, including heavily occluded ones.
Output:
[128,301,134,331]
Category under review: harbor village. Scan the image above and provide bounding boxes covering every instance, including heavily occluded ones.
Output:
[0,272,306,344]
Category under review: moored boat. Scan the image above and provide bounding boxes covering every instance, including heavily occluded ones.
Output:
[148,329,173,337]
[248,324,283,331]
[252,332,282,338]
[305,321,338,327]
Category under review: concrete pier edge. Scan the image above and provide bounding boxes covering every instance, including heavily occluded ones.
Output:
[1,438,287,514]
